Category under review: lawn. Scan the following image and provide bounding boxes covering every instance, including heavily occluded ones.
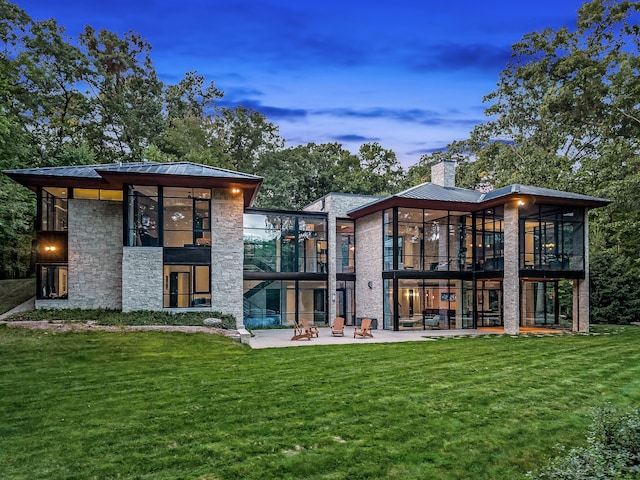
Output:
[0,278,35,314]
[1,324,639,479]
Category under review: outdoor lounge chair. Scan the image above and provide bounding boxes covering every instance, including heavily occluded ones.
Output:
[301,318,319,337]
[291,320,312,341]
[331,317,345,336]
[354,318,373,338]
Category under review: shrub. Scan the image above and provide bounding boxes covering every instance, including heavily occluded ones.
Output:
[528,404,640,479]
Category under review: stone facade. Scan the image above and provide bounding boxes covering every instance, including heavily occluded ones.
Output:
[355,211,384,325]
[122,247,163,312]
[503,201,520,334]
[211,189,245,327]
[67,199,123,309]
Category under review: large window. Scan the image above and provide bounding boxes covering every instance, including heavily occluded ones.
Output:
[127,186,159,246]
[38,265,68,300]
[163,264,211,308]
[520,206,584,270]
[336,220,355,274]
[40,187,68,231]
[38,188,69,300]
[243,212,327,273]
[163,187,211,247]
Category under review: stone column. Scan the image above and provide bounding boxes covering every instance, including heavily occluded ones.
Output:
[503,201,520,334]
[355,212,383,325]
[573,213,589,332]
[211,188,244,327]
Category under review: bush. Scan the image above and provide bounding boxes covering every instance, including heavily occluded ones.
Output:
[6,308,238,329]
[528,404,640,479]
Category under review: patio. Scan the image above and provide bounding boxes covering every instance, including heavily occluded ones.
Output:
[247,325,569,348]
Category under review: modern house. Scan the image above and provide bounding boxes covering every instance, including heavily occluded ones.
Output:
[4,160,609,334]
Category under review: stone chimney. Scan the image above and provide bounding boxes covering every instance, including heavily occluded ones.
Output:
[431,160,456,188]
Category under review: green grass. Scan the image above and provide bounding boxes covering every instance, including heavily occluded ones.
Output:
[0,278,35,314]
[1,324,639,479]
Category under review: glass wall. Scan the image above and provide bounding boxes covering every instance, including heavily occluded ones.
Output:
[476,280,503,327]
[520,205,584,270]
[336,219,355,273]
[393,279,474,330]
[242,279,327,327]
[391,208,473,272]
[243,212,327,273]
[475,207,504,271]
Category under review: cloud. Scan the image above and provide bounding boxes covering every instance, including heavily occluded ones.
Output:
[217,99,307,120]
[408,43,513,73]
[314,107,483,128]
[332,134,380,143]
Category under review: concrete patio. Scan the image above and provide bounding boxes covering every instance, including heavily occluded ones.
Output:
[247,325,568,349]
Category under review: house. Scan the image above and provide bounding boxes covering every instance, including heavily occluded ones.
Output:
[4,160,609,334]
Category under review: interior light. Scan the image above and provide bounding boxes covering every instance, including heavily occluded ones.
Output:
[517,200,525,206]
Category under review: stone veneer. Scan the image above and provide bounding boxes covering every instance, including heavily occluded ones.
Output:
[211,189,244,327]
[503,201,520,334]
[355,211,384,325]
[66,199,123,309]
[304,193,381,323]
[122,247,163,312]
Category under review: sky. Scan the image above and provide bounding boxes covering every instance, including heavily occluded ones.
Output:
[17,0,587,168]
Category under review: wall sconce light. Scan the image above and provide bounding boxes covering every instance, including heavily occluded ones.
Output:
[331,293,336,302]
[231,188,241,194]
[44,245,57,252]
[367,281,373,289]
[517,200,525,206]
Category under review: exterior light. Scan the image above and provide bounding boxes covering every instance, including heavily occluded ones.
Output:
[517,200,525,206]
[231,188,241,194]
[44,245,57,252]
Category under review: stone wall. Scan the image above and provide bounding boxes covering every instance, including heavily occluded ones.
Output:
[211,189,244,326]
[122,247,163,312]
[355,211,383,325]
[503,201,520,334]
[67,199,123,309]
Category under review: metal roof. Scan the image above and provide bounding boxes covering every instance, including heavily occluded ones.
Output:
[347,181,611,218]
[3,161,263,207]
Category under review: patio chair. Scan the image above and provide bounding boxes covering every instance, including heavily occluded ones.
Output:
[301,318,319,338]
[291,320,312,341]
[354,318,374,338]
[331,317,345,336]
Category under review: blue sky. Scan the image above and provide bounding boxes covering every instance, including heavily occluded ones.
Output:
[18,0,586,167]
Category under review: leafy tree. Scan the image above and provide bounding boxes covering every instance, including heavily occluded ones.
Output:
[80,26,164,162]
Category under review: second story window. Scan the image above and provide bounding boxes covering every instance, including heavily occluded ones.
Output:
[163,188,211,247]
[127,186,159,247]
[40,187,68,231]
